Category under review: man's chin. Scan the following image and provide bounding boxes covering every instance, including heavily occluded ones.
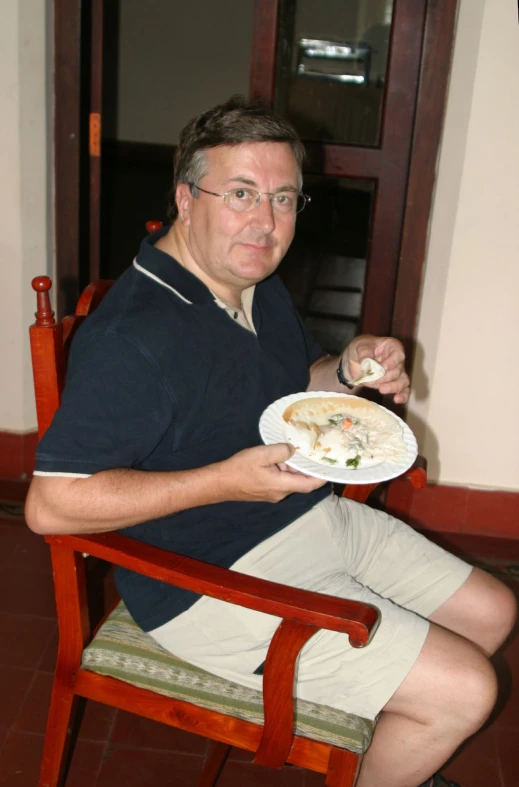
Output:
[234,259,278,282]
[232,250,280,279]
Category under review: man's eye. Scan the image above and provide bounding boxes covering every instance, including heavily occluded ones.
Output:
[275,193,293,206]
[235,189,252,200]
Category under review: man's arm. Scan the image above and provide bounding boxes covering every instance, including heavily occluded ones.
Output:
[25,443,326,536]
[308,334,410,404]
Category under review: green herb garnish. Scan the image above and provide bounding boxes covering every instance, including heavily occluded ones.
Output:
[328,414,344,425]
[321,456,338,465]
[346,455,361,469]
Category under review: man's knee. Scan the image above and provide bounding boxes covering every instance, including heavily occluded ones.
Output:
[450,646,498,732]
[431,568,517,655]
[386,626,498,735]
[424,638,498,734]
[491,580,517,641]
[474,574,517,652]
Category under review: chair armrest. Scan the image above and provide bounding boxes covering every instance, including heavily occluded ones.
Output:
[341,455,427,503]
[402,455,427,488]
[46,532,378,647]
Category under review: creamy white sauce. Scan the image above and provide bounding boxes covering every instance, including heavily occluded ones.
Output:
[285,412,405,468]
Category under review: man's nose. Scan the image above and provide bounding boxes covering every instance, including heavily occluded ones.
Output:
[249,194,276,233]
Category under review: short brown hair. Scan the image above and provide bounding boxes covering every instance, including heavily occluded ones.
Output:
[167,95,305,221]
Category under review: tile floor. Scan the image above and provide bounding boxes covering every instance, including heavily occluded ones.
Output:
[0,479,518,786]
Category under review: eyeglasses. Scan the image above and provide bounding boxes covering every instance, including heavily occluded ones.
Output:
[189,182,311,214]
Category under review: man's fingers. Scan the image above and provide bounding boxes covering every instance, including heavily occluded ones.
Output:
[347,337,406,383]
[376,366,406,385]
[281,472,327,491]
[379,371,410,393]
[260,442,295,466]
[277,462,304,473]
[378,351,405,372]
[393,388,411,404]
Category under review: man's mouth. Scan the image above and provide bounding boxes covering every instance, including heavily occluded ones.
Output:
[239,242,272,251]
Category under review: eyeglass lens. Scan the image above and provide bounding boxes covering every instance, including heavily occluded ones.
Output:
[224,188,307,214]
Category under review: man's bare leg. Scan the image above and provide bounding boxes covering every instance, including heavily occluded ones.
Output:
[355,624,497,787]
[429,566,517,656]
[355,569,516,786]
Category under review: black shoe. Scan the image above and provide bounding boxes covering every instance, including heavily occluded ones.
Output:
[419,775,461,787]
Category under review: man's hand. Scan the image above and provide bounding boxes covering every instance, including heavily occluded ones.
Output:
[220,444,327,503]
[343,335,410,404]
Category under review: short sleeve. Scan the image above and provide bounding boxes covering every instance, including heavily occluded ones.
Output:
[34,330,174,477]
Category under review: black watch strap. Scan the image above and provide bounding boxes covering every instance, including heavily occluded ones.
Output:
[336,356,355,389]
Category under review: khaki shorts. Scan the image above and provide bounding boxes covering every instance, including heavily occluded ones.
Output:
[150,493,472,720]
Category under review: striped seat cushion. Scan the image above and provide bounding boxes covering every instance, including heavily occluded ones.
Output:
[82,601,374,754]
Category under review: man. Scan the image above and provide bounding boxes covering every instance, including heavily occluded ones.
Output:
[26,97,515,787]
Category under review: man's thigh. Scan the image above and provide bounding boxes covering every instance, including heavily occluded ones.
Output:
[149,497,434,720]
[150,559,431,720]
[327,495,473,618]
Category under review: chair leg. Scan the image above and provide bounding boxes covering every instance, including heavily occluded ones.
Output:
[197,742,232,787]
[38,675,80,787]
[325,748,360,787]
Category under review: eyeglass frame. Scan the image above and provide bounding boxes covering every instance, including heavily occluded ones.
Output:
[188,182,311,214]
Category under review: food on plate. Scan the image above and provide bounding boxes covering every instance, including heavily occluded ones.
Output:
[282,395,406,469]
[349,357,386,386]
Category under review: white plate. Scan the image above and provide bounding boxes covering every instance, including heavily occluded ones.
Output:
[259,391,418,485]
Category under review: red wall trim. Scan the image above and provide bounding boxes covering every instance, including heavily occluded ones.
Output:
[0,431,39,481]
[386,479,519,540]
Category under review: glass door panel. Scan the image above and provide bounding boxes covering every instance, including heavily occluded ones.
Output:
[275,0,394,146]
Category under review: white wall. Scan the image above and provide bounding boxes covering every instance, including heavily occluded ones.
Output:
[408,0,519,491]
[0,0,49,433]
[116,0,254,144]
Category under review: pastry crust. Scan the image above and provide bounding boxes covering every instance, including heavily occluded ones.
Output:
[283,395,397,431]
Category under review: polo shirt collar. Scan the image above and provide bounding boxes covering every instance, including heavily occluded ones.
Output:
[134,225,215,305]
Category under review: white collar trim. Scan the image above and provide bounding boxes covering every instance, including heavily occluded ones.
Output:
[133,259,193,305]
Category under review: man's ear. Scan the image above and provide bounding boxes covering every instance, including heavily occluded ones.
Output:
[176,183,192,226]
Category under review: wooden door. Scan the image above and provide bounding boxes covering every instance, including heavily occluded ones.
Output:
[250,0,456,363]
[54,0,104,318]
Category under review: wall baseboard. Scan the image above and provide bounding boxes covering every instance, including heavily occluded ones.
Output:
[0,431,39,481]
[386,477,519,539]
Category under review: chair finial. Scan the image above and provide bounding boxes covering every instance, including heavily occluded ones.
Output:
[146,220,163,233]
[32,276,55,327]
[32,275,52,293]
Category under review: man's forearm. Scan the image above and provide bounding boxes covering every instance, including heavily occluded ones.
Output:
[26,463,229,536]
[307,354,360,394]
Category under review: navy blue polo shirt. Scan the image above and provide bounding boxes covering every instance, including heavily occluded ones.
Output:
[34,228,329,631]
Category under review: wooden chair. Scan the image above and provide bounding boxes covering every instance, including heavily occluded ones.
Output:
[29,271,426,787]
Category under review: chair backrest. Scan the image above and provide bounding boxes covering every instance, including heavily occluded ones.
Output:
[30,276,114,439]
[30,220,164,439]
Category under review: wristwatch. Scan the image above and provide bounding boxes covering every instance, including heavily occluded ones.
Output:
[336,356,355,389]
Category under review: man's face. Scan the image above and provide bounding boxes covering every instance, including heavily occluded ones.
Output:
[178,142,300,292]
